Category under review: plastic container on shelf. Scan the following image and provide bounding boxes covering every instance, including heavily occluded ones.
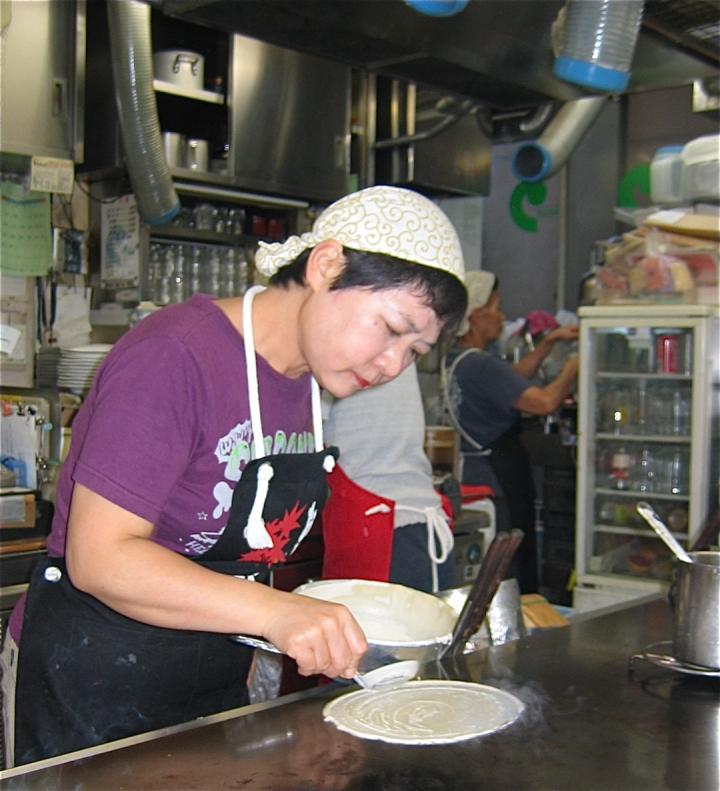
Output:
[681,134,720,203]
[650,146,684,205]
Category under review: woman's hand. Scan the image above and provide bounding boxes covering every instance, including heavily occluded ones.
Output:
[261,594,368,679]
[547,325,579,345]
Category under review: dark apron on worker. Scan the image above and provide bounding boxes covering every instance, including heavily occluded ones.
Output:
[13,285,338,766]
[486,420,537,593]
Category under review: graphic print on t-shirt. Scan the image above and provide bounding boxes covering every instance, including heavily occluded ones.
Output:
[184,419,316,560]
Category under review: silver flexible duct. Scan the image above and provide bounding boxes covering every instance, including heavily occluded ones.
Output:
[511,96,607,182]
[553,0,645,93]
[107,0,180,225]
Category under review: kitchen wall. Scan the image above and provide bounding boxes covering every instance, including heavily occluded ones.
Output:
[479,84,718,321]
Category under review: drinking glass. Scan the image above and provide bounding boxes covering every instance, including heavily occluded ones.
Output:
[648,383,673,436]
[228,208,247,236]
[657,447,689,496]
[194,203,217,231]
[632,446,656,493]
[670,386,691,436]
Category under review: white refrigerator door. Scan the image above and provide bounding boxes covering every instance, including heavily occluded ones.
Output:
[574,305,719,606]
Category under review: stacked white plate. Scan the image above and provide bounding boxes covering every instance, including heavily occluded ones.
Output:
[57,344,113,392]
[36,347,62,389]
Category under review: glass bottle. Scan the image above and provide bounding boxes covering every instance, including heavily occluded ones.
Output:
[608,445,632,490]
[204,247,221,297]
[667,447,689,496]
[634,380,649,435]
[609,387,632,435]
[670,386,691,436]
[170,244,186,303]
[188,245,203,296]
[632,446,656,493]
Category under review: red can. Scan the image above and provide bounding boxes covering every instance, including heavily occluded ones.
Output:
[656,333,679,373]
[250,215,267,237]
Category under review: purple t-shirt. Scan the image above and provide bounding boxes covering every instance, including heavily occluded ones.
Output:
[10,294,313,640]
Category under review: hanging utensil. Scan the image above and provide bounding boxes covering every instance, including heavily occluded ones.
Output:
[636,502,693,564]
[442,529,524,657]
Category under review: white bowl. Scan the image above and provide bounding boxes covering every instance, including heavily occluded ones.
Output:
[292,579,457,671]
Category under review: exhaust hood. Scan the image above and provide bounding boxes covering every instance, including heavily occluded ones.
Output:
[159,0,719,114]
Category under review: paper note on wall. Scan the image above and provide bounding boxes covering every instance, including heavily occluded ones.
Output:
[0,274,32,366]
[0,181,52,276]
[101,194,141,284]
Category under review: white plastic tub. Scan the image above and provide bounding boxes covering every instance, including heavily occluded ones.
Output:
[650,145,684,205]
[681,134,720,203]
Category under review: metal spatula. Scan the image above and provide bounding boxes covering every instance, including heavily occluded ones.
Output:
[442,529,524,657]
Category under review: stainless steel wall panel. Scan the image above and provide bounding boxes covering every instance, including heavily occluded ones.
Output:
[0,0,80,160]
[229,35,351,202]
[374,81,491,196]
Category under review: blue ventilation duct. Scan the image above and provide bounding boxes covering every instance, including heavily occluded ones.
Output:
[403,0,470,18]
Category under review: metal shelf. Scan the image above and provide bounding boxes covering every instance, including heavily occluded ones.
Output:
[148,224,262,247]
[592,524,687,540]
[595,432,691,443]
[153,79,225,105]
[594,487,689,502]
[595,371,692,380]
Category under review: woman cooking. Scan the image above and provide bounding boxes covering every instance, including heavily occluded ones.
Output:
[1,186,467,766]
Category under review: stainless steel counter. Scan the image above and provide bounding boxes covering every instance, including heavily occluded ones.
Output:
[2,596,718,790]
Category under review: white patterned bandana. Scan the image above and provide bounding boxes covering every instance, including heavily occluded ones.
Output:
[254,186,465,281]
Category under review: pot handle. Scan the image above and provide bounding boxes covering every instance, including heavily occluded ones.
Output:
[173,53,200,76]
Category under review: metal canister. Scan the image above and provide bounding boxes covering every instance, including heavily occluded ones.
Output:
[672,551,720,669]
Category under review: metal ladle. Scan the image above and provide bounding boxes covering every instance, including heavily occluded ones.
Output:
[353,660,419,691]
[230,634,419,690]
[636,502,693,564]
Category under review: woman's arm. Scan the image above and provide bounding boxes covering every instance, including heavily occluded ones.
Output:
[512,325,579,380]
[513,355,579,415]
[66,484,367,678]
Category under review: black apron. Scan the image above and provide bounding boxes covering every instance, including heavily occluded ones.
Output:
[14,286,338,766]
[487,420,538,594]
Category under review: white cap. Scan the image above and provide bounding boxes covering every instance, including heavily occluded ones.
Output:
[457,270,497,335]
[254,186,465,281]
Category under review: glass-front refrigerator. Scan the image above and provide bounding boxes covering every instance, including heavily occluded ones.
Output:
[574,305,719,611]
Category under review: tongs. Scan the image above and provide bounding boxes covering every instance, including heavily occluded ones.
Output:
[441,529,524,657]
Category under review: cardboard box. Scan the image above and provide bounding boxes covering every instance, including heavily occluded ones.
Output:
[0,492,36,529]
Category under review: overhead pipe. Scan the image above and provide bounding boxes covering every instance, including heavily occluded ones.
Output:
[518,103,555,135]
[374,97,476,150]
[511,96,607,182]
[107,0,180,225]
[553,0,645,93]
[403,0,470,17]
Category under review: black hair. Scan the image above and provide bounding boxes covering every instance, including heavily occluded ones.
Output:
[269,246,468,337]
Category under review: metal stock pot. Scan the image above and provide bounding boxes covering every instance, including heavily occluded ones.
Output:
[672,551,720,669]
[153,49,205,91]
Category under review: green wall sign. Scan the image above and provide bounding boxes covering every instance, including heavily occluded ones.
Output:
[617,163,650,208]
[509,181,548,233]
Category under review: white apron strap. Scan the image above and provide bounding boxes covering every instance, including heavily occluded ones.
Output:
[242,286,325,458]
[241,287,329,548]
[395,503,454,593]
